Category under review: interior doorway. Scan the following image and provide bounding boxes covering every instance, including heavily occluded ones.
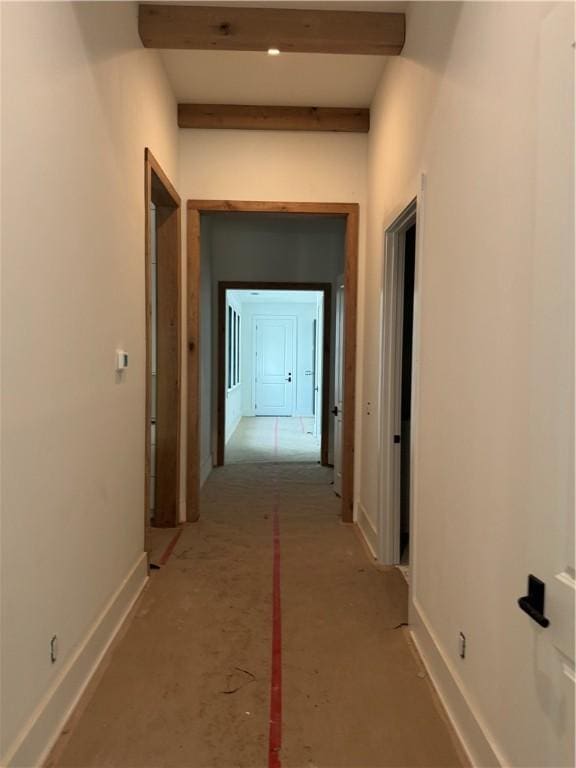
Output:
[187,201,359,523]
[144,149,181,544]
[379,199,418,569]
[217,284,331,466]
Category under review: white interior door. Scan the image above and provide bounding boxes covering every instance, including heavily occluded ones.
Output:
[333,277,345,496]
[523,0,575,711]
[254,316,296,416]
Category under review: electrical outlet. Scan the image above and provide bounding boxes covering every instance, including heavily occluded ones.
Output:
[50,635,58,664]
[458,632,466,659]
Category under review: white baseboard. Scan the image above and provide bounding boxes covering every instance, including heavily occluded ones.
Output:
[356,501,378,558]
[410,598,504,768]
[200,454,213,488]
[2,553,148,768]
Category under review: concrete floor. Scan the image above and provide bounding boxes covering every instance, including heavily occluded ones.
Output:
[226,416,320,464]
[48,461,465,768]
[148,526,180,565]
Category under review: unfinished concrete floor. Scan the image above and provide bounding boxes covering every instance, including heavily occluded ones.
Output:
[226,416,319,464]
[49,459,465,768]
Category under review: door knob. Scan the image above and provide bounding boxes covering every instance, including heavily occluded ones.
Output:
[286,375,292,383]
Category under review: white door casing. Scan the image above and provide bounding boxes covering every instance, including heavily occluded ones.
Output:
[379,199,418,565]
[254,316,296,416]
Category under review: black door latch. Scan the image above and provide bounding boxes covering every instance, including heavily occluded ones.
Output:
[518,574,550,628]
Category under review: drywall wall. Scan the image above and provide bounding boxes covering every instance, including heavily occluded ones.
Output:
[198,214,346,465]
[363,3,574,767]
[239,301,318,418]
[179,130,367,206]
[179,129,367,494]
[0,4,178,764]
[225,384,243,443]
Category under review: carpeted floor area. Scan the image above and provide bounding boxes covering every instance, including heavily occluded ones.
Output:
[48,462,465,768]
[226,416,320,464]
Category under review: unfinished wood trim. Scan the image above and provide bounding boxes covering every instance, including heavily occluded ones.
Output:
[145,150,182,540]
[216,282,332,468]
[145,159,153,553]
[186,208,201,522]
[178,104,370,133]
[145,148,180,208]
[217,281,335,291]
[216,284,227,467]
[187,200,358,216]
[186,201,359,523]
[321,286,332,468]
[139,4,405,55]
[153,204,181,528]
[342,206,359,523]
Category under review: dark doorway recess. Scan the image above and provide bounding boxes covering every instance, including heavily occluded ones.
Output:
[400,223,416,564]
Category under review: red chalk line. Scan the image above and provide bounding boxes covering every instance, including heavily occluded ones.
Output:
[268,417,283,768]
[268,501,282,767]
[157,526,183,566]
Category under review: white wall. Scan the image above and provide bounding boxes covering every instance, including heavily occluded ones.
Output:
[0,4,178,764]
[225,384,243,442]
[362,3,574,767]
[239,301,318,418]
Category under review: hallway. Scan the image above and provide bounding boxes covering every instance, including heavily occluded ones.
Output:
[226,417,320,464]
[49,460,464,768]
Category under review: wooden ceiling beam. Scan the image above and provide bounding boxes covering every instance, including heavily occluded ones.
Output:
[178,104,370,133]
[139,5,405,56]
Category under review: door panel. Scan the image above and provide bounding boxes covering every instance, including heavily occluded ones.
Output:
[255,317,296,416]
[525,0,575,707]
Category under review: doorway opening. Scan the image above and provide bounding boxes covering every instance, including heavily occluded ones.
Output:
[144,149,181,548]
[187,201,359,523]
[380,199,418,572]
[217,284,331,466]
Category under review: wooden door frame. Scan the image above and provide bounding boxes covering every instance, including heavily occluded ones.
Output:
[186,200,359,523]
[144,148,182,542]
[216,281,332,467]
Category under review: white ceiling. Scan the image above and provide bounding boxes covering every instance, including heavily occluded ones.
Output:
[162,50,386,107]
[228,289,322,304]
[157,1,406,107]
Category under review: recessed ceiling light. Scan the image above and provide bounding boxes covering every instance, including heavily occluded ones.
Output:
[267,48,281,56]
